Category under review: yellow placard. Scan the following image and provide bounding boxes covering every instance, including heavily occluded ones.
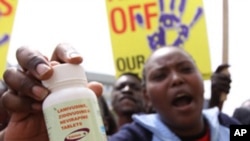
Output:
[0,0,18,79]
[106,0,211,80]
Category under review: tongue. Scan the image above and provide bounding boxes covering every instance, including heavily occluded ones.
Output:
[173,97,191,107]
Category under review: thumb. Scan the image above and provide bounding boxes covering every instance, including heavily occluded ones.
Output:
[87,81,103,98]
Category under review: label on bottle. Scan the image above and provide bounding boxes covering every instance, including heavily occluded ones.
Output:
[43,99,107,141]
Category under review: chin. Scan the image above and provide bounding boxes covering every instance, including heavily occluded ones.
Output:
[121,108,139,115]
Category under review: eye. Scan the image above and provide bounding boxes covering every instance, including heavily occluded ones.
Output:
[128,84,140,91]
[151,72,167,81]
[180,66,194,73]
[115,84,125,90]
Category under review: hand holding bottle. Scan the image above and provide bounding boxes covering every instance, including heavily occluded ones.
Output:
[1,43,103,141]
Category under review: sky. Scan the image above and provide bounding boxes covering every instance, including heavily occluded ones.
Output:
[6,0,250,116]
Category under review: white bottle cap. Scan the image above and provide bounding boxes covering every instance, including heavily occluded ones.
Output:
[42,63,88,89]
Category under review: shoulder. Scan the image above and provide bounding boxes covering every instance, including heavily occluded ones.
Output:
[108,122,152,141]
[203,107,241,128]
[232,107,250,125]
[219,112,241,127]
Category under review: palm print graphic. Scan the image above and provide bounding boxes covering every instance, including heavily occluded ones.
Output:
[0,35,9,46]
[146,0,203,51]
[0,13,9,47]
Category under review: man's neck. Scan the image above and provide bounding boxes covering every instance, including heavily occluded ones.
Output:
[117,114,133,129]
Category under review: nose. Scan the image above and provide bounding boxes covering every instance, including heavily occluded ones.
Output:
[170,71,184,87]
[122,85,130,91]
[121,85,132,94]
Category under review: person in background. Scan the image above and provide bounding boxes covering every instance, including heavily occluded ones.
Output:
[232,99,250,125]
[111,72,145,129]
[0,45,240,141]
[232,107,250,125]
[98,95,117,135]
[241,99,250,108]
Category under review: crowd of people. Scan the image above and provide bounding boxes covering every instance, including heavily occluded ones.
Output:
[0,43,248,141]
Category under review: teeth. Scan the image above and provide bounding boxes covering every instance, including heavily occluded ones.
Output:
[176,93,187,98]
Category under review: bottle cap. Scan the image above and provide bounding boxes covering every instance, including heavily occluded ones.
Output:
[42,63,87,89]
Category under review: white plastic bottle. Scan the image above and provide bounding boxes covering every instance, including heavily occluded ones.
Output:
[42,63,107,141]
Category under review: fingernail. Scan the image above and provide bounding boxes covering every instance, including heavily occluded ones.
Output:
[67,51,83,63]
[32,86,48,100]
[36,64,51,76]
[68,51,81,59]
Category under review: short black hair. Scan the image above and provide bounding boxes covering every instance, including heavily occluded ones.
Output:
[119,72,141,82]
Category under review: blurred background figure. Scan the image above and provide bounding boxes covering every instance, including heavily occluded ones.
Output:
[241,99,250,108]
[232,99,250,125]
[111,72,145,129]
[232,107,250,125]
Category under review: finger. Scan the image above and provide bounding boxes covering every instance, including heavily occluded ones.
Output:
[51,43,83,64]
[0,81,10,130]
[87,81,103,98]
[1,90,35,113]
[50,61,60,66]
[212,74,231,84]
[3,68,49,101]
[215,64,230,73]
[16,46,53,80]
[0,80,7,96]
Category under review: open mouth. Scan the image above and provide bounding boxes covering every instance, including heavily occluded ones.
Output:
[172,94,193,107]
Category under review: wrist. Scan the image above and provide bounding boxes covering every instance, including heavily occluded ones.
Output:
[4,129,49,141]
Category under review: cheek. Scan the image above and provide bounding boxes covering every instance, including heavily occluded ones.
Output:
[188,73,203,85]
[111,94,119,104]
[196,79,204,93]
[190,78,204,97]
[147,85,167,106]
